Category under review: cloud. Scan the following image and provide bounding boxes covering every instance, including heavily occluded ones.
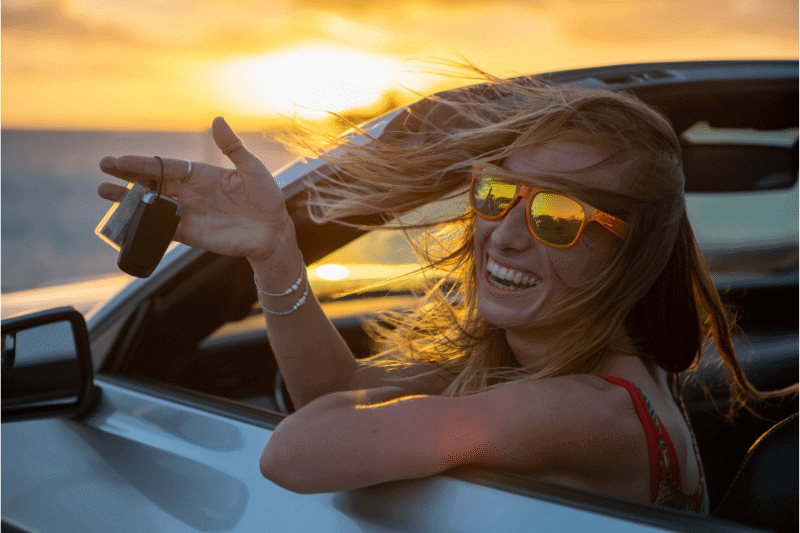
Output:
[556,0,798,42]
[284,0,797,43]
[0,0,336,57]
[1,0,140,44]
[5,0,794,58]
[239,0,550,11]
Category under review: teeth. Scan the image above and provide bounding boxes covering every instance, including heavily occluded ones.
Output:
[486,258,540,290]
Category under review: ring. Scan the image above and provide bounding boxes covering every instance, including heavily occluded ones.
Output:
[221,139,243,155]
[164,160,192,183]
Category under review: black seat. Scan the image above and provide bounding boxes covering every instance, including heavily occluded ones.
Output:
[713,413,798,532]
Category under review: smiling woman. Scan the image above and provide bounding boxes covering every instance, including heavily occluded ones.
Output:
[93,63,798,515]
[209,46,416,119]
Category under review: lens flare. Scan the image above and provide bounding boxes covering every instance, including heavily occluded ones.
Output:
[315,264,350,281]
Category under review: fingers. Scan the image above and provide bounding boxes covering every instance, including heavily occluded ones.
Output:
[98,117,266,206]
[100,155,193,182]
[97,182,129,202]
[212,117,265,172]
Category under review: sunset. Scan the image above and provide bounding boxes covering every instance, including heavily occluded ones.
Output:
[2,2,799,527]
[2,0,797,130]
[1,0,797,294]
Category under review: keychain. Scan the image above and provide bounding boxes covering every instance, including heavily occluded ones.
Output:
[95,156,182,278]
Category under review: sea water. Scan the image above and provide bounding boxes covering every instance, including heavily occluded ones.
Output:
[1,129,293,293]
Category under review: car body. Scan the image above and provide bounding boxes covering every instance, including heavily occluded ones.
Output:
[2,60,797,532]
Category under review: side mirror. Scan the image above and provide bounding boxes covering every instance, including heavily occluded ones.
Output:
[2,307,95,423]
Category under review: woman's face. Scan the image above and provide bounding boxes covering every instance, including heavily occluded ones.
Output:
[474,141,630,334]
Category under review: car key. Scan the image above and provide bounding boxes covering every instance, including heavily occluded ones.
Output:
[117,192,182,278]
[96,156,182,278]
[95,181,150,251]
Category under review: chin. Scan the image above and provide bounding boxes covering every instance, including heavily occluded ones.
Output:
[476,274,540,330]
[477,299,534,331]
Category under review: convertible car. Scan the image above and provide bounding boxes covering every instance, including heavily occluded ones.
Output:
[2,60,797,532]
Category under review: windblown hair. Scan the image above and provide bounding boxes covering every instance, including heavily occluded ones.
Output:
[295,67,794,411]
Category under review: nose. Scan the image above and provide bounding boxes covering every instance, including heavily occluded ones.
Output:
[488,200,534,251]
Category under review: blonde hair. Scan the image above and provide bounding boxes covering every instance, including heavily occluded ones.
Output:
[296,67,796,410]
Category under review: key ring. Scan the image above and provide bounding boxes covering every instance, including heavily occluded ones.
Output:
[154,156,165,198]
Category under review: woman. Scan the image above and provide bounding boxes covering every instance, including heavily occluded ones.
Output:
[97,72,790,512]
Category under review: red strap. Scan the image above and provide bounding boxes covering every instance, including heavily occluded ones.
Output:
[597,375,683,504]
[656,406,684,489]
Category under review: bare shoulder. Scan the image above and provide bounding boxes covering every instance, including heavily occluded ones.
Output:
[482,374,638,419]
[473,374,646,478]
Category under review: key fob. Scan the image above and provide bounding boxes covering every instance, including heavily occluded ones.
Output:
[117,192,182,278]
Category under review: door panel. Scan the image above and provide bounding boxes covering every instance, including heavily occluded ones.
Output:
[2,378,720,532]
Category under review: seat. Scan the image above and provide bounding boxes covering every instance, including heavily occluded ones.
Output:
[713,413,798,532]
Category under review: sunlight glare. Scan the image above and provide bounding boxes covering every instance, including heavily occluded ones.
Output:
[315,264,351,281]
[210,46,408,119]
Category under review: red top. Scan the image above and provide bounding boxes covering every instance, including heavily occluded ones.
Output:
[598,375,709,515]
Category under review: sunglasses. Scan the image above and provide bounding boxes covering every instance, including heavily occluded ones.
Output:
[470,162,627,249]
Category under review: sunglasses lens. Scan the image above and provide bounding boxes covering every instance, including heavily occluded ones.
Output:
[472,174,517,218]
[530,193,585,246]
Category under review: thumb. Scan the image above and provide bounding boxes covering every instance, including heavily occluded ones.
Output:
[211,116,264,172]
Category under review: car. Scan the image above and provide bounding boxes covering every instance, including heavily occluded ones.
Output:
[2,60,797,533]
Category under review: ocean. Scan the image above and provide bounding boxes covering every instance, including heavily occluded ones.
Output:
[2,129,798,295]
[1,129,294,293]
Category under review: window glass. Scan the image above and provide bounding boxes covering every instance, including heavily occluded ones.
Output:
[308,195,467,301]
[681,124,798,282]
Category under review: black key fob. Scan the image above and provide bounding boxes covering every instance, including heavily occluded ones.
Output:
[118,192,182,278]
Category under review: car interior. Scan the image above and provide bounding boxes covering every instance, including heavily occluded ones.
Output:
[95,62,798,532]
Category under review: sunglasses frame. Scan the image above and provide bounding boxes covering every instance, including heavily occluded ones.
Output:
[470,162,627,249]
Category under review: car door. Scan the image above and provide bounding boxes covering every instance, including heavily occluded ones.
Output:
[3,354,743,533]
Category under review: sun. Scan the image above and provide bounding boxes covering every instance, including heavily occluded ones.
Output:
[209,45,415,120]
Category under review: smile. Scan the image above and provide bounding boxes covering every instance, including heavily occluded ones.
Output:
[486,258,541,291]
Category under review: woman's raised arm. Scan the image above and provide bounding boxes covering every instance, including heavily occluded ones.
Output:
[97,117,364,407]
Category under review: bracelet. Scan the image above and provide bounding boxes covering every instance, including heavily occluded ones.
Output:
[255,253,309,315]
[258,277,309,315]
[254,251,304,296]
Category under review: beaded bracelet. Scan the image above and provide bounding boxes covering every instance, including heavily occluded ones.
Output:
[255,251,305,297]
[258,276,309,315]
[254,253,309,315]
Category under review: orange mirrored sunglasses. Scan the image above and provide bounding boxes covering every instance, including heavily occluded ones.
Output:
[470,162,627,249]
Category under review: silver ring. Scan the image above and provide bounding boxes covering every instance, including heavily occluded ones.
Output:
[186,160,192,180]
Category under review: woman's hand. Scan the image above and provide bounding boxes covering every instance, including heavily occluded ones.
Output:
[97,117,295,262]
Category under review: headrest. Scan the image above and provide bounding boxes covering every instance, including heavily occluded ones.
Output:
[713,413,798,532]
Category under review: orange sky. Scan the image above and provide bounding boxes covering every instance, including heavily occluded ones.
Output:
[2,0,797,131]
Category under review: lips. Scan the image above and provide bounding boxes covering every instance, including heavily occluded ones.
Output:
[485,258,541,291]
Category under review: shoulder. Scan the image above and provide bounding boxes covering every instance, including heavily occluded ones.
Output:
[476,374,636,419]
[469,375,645,477]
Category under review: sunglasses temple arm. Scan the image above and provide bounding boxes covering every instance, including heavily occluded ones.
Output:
[591,211,627,239]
